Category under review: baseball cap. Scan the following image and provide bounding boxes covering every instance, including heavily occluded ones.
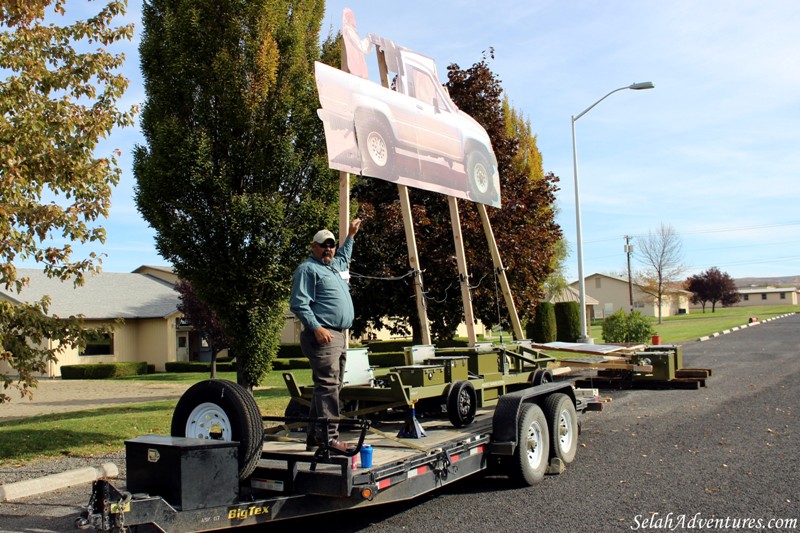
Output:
[312,229,336,245]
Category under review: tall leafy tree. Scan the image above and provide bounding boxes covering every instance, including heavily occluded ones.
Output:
[350,54,561,342]
[686,267,740,312]
[0,0,135,401]
[635,223,685,324]
[134,0,337,387]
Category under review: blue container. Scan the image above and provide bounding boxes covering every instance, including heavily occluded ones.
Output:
[360,445,373,468]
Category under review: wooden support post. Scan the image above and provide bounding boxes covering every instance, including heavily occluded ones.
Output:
[373,39,431,345]
[398,184,432,344]
[338,171,350,243]
[477,203,524,340]
[339,171,351,348]
[448,196,476,346]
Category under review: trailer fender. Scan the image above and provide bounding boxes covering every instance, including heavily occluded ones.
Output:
[488,382,576,456]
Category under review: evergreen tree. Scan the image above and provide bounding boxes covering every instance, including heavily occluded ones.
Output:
[554,301,581,342]
[527,301,556,343]
[134,0,337,387]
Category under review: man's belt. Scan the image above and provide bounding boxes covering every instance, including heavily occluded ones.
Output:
[323,325,344,333]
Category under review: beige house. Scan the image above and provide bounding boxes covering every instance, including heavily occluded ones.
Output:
[0,269,184,377]
[736,286,799,307]
[570,273,691,320]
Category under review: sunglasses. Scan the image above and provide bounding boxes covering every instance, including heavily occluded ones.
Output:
[317,241,336,249]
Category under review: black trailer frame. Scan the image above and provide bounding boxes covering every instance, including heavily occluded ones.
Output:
[77,382,594,532]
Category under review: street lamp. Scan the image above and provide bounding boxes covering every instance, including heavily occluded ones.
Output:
[571,81,654,343]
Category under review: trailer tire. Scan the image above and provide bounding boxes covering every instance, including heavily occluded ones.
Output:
[531,369,553,386]
[446,380,477,427]
[512,403,549,485]
[543,393,578,466]
[171,380,263,480]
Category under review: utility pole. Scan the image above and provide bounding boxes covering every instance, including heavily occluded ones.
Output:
[625,235,634,312]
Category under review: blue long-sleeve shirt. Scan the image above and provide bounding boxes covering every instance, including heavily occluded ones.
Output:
[289,236,355,332]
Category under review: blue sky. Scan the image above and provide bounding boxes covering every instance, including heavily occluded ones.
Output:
[31,0,800,282]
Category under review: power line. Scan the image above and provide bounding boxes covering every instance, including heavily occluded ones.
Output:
[582,220,800,245]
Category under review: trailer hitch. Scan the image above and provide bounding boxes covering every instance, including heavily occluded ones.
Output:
[75,479,130,532]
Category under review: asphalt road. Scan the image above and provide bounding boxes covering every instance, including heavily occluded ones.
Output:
[2,314,798,532]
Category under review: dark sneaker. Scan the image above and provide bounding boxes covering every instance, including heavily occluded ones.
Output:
[328,439,356,454]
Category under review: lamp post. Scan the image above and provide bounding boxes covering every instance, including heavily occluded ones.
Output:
[571,81,654,343]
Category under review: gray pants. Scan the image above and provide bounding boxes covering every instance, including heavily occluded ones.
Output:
[300,328,347,442]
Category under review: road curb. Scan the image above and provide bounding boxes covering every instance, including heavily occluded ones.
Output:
[696,312,795,342]
[0,462,119,502]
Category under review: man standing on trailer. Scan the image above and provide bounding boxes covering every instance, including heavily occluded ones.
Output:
[290,218,362,454]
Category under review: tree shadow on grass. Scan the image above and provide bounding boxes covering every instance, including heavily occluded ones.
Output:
[0,428,123,460]
[0,401,176,428]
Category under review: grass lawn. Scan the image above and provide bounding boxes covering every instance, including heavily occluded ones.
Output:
[589,304,796,344]
[1,306,795,464]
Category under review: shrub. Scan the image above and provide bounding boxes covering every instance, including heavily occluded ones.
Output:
[61,362,148,379]
[601,310,627,343]
[554,301,581,342]
[526,302,556,342]
[601,310,655,343]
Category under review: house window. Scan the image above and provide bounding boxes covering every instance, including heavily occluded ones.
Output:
[80,331,114,356]
[780,292,786,300]
[595,278,602,289]
[761,293,767,300]
[743,294,749,301]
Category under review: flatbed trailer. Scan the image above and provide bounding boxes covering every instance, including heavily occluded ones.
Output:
[76,380,599,532]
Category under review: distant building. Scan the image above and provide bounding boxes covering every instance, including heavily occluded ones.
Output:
[735,286,798,306]
[569,273,691,320]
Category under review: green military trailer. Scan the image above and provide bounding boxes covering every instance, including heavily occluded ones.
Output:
[282,341,563,429]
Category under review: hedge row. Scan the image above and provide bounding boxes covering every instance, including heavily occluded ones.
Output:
[61,362,149,379]
[165,361,237,373]
[272,358,310,370]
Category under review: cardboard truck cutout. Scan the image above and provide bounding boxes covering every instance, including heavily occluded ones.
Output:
[314,14,501,208]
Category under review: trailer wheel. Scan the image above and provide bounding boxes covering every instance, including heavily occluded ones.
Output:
[512,403,549,485]
[446,380,477,427]
[171,380,263,480]
[531,368,553,386]
[544,393,578,465]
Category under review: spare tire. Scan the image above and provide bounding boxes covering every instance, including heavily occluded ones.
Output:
[171,380,263,479]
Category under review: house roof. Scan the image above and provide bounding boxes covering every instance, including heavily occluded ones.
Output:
[1,269,181,320]
[570,273,692,295]
[738,286,798,294]
[543,286,599,305]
